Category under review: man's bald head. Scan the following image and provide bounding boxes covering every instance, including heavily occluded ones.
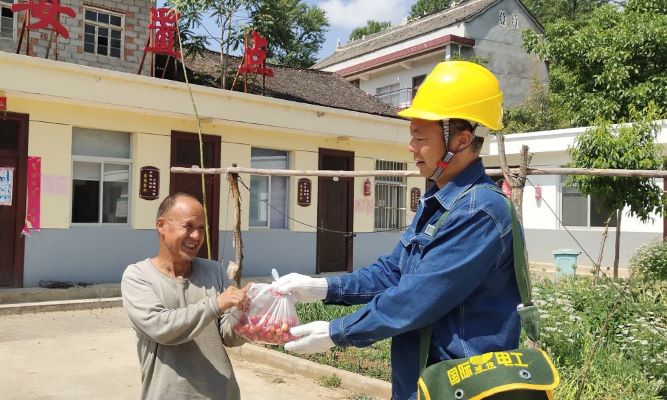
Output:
[156,193,202,220]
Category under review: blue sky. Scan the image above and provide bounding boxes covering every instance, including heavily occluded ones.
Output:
[158,0,417,61]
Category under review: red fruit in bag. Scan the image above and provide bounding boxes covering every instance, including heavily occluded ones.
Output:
[233,281,301,345]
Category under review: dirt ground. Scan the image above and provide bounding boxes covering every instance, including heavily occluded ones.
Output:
[0,307,362,400]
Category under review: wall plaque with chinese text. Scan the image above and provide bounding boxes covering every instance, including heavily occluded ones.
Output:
[410,187,421,212]
[297,178,311,207]
[139,166,160,200]
[0,167,14,206]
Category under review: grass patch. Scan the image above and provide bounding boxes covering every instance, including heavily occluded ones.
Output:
[276,277,667,399]
[316,373,342,388]
[349,395,377,400]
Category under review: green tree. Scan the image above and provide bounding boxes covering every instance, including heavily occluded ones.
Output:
[408,0,453,19]
[348,20,391,41]
[521,0,611,26]
[169,0,251,89]
[501,78,569,133]
[567,106,665,278]
[246,0,328,67]
[523,0,667,127]
[170,0,328,85]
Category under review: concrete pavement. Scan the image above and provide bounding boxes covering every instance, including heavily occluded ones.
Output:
[0,307,382,400]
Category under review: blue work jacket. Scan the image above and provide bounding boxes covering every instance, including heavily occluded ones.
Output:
[325,159,521,400]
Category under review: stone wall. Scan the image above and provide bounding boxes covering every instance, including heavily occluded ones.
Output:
[0,0,153,75]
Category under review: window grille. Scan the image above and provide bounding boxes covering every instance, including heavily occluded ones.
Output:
[375,160,407,230]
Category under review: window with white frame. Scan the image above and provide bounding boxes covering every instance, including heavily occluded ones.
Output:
[511,14,519,29]
[84,7,123,58]
[561,178,617,228]
[375,160,407,230]
[498,10,507,27]
[0,1,14,40]
[250,148,289,229]
[71,128,131,224]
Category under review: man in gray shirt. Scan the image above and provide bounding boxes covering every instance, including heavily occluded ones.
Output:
[122,193,250,399]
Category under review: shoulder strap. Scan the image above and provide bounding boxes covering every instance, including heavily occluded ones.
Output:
[420,185,540,373]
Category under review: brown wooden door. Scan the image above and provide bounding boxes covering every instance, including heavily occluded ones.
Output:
[170,132,221,260]
[0,114,28,287]
[317,149,354,273]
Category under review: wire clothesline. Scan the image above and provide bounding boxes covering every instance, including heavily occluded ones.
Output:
[171,165,667,178]
[229,172,667,343]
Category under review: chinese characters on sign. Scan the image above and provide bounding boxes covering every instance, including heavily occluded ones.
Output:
[238,30,274,77]
[144,7,181,59]
[297,178,311,207]
[139,166,160,200]
[12,0,76,39]
[410,187,421,212]
[0,167,14,206]
[446,351,530,385]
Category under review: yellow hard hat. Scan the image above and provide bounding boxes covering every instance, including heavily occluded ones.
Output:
[397,61,504,131]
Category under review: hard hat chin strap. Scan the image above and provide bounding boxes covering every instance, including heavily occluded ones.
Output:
[428,120,479,181]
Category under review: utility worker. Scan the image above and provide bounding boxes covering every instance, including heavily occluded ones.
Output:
[276,61,522,400]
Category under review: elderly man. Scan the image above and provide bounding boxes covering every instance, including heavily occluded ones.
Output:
[122,193,250,400]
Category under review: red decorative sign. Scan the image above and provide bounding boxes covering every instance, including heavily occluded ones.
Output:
[238,30,274,77]
[12,0,76,39]
[144,7,181,59]
[0,97,6,111]
[22,156,41,237]
[139,166,160,200]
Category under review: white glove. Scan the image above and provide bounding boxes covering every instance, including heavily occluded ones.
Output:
[274,273,328,303]
[284,321,335,354]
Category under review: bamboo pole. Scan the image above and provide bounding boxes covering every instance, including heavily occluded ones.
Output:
[226,165,243,287]
[171,166,667,178]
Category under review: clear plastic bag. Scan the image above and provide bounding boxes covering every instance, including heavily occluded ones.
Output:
[233,269,300,345]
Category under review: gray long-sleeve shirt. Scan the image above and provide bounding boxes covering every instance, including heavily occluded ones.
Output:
[121,257,246,400]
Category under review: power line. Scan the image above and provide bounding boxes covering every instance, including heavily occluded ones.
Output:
[236,176,411,235]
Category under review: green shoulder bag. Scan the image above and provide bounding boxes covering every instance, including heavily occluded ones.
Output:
[416,186,559,400]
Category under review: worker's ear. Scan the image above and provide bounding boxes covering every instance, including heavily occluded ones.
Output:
[156,217,166,235]
[453,129,474,152]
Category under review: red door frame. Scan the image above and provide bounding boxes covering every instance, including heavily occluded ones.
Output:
[0,112,29,287]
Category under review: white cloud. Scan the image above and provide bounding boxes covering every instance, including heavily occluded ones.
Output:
[318,0,412,30]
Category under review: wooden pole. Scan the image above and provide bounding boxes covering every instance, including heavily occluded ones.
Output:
[593,215,612,285]
[45,31,55,59]
[226,165,243,287]
[16,17,27,54]
[171,166,667,179]
[25,9,30,56]
[138,36,150,75]
[161,55,171,79]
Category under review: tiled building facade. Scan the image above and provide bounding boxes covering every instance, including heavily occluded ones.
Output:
[0,0,151,74]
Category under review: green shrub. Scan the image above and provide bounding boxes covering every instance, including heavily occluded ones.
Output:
[630,240,667,280]
[534,277,667,398]
[284,277,667,399]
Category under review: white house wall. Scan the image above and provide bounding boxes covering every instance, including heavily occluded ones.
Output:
[464,0,548,107]
[485,120,667,269]
[357,53,443,104]
[321,24,465,73]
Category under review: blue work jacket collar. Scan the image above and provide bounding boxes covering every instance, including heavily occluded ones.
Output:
[423,158,487,210]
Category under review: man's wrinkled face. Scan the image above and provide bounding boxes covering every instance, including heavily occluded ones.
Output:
[408,118,447,178]
[157,197,206,262]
